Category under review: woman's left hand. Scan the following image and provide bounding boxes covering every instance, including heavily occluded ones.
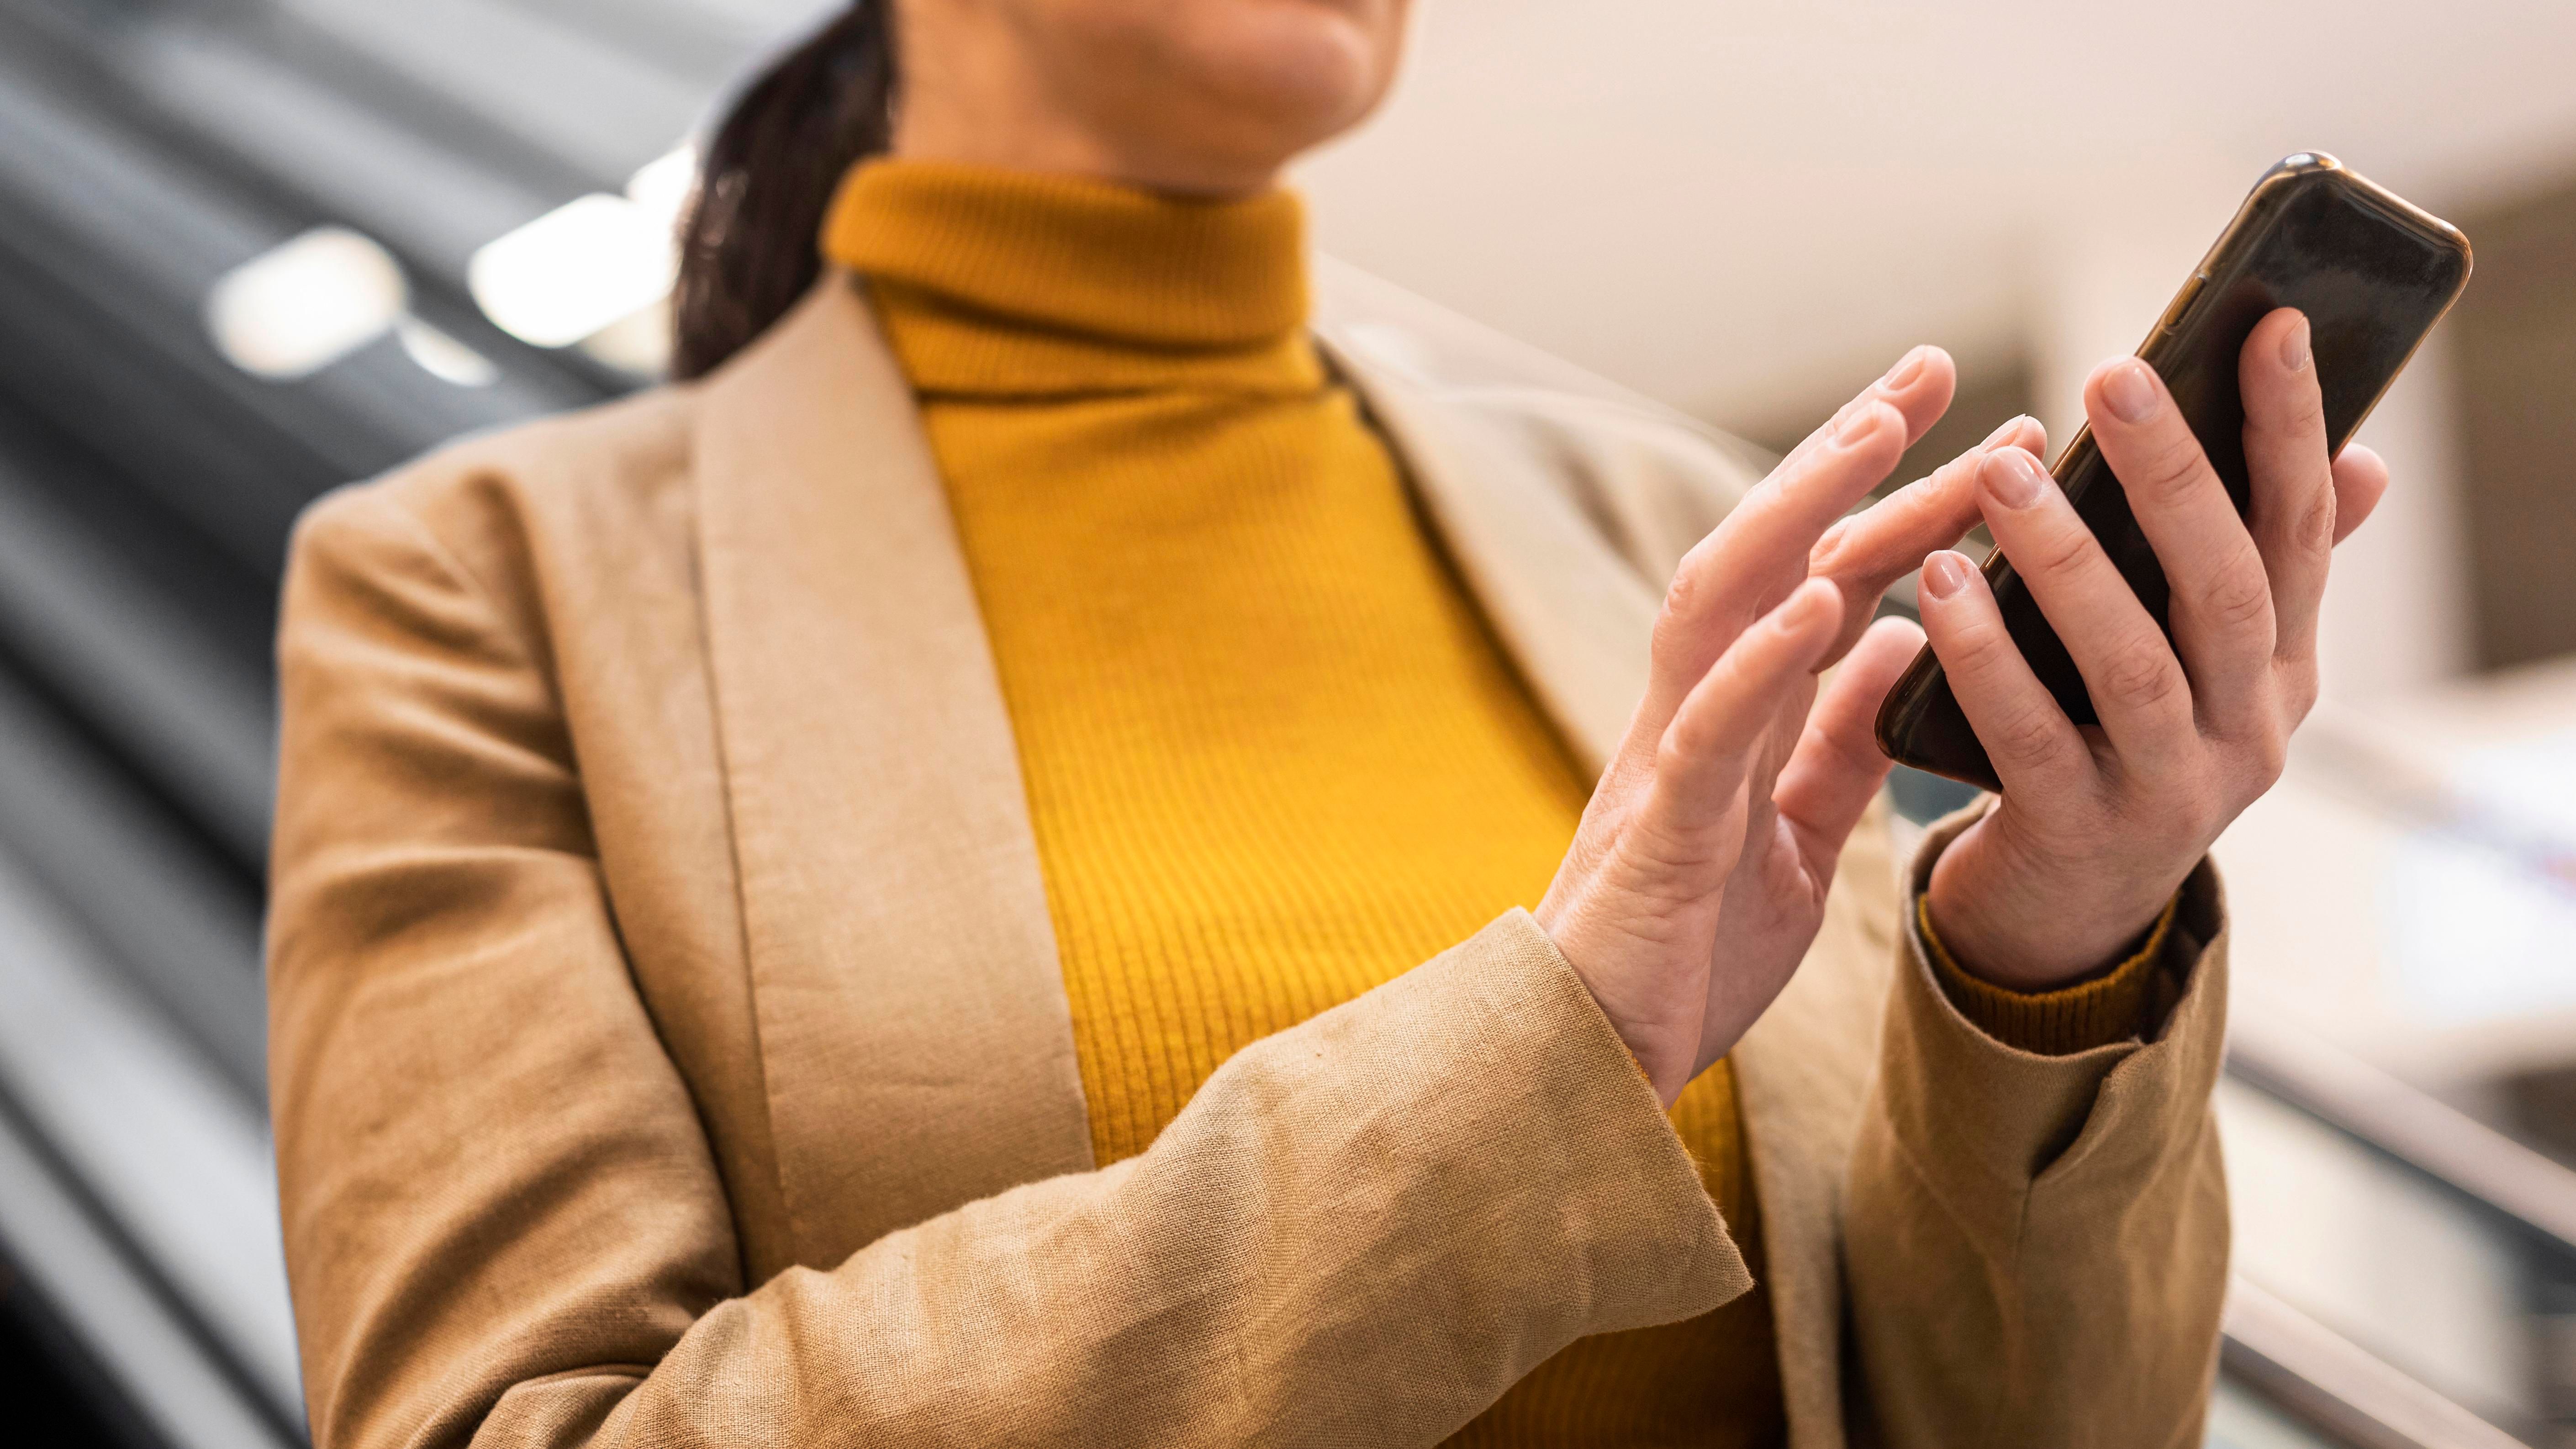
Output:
[1918,307,2390,989]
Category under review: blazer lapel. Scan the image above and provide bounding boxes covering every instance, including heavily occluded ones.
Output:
[1309,323,1658,778]
[692,273,1093,1269]
[1728,803,1899,1449]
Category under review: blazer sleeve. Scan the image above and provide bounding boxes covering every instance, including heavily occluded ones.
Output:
[267,482,1747,1449]
[1841,804,2232,1447]
[1478,380,2231,1441]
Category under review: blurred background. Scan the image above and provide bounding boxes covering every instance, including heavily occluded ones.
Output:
[0,2,2568,1447]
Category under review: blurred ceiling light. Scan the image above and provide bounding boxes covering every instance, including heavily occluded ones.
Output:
[396,318,499,387]
[204,227,407,380]
[469,193,679,348]
[627,145,699,228]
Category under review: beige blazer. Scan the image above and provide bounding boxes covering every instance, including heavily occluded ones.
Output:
[266,263,2232,1449]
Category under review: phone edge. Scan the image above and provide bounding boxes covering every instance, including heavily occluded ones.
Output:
[1867,152,2472,797]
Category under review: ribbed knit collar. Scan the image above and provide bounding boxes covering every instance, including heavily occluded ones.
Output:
[819,159,1321,397]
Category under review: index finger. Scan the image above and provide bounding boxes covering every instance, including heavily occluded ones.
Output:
[1808,413,2047,661]
[1643,346,1957,734]
[1645,401,1907,727]
[1777,345,1958,476]
[1731,343,1961,587]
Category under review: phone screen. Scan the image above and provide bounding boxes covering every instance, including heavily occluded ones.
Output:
[1875,155,2474,792]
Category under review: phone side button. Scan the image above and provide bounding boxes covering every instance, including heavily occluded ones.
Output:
[2155,271,2211,335]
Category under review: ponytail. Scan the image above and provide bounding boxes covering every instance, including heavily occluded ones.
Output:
[671,4,897,380]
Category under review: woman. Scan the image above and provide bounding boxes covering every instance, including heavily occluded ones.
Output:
[266,2,2385,1446]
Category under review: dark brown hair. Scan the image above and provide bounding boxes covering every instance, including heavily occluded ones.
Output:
[671,4,897,380]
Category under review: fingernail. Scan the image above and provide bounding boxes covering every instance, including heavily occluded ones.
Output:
[1981,447,2048,509]
[2103,360,2159,424]
[1835,403,1884,446]
[2280,313,2312,372]
[1881,346,1928,390]
[1982,413,2035,448]
[1922,551,1970,600]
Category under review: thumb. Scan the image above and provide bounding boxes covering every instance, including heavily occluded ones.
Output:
[1773,615,1919,874]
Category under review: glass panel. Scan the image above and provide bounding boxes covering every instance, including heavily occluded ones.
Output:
[2216,668,2576,1443]
[2217,676,2576,1169]
[2219,1078,2549,1433]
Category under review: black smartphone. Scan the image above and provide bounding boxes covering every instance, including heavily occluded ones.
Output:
[1873,153,2474,792]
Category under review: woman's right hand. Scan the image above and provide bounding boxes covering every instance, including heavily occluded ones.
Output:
[1537,347,2034,1103]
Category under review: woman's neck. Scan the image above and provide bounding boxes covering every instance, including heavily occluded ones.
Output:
[887,12,1286,199]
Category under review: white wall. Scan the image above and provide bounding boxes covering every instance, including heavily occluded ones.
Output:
[1293,1,2576,693]
[1299,0,2576,423]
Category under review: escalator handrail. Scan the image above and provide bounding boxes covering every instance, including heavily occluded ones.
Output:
[2227,1010,2576,1259]
[2222,1275,2534,1449]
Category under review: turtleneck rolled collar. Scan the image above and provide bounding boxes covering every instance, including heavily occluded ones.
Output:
[820,159,1323,399]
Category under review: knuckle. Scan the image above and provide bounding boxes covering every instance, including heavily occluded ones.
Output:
[2136,433,2209,504]
[2208,721,2287,801]
[1993,705,2069,770]
[1953,614,2016,673]
[2289,488,2338,554]
[2200,548,2275,633]
[2280,666,2320,723]
[1659,722,1700,778]
[2276,381,2327,439]
[1597,744,1656,802]
[1658,700,1747,781]
[1655,718,1704,778]
[1663,549,1712,622]
[1809,517,1853,571]
[1650,610,1688,669]
[2174,798,2224,848]
[2021,523,2100,581]
[2098,639,2185,714]
[2247,731,2290,791]
[2138,773,2221,843]
[2297,399,2327,446]
[1653,587,1718,674]
[1615,811,1702,888]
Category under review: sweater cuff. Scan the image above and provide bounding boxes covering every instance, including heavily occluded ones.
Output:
[1918,894,2177,1055]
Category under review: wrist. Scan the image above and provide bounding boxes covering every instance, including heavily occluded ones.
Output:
[1534,897,1694,1107]
[1924,820,2178,991]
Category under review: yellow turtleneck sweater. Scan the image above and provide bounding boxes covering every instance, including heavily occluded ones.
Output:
[825,159,1784,1447]
[822,159,2169,1449]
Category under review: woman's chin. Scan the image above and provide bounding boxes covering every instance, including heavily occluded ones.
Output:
[1040,0,1409,192]
[1213,2,1400,137]
[1121,8,1397,186]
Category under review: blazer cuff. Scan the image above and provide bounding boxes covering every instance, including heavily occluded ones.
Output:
[1875,803,2229,1232]
[1442,909,1752,1323]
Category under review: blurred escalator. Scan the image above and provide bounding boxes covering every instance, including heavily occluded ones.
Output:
[0,2,800,1443]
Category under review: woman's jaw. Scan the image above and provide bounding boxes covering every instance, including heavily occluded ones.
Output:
[889,0,1413,197]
